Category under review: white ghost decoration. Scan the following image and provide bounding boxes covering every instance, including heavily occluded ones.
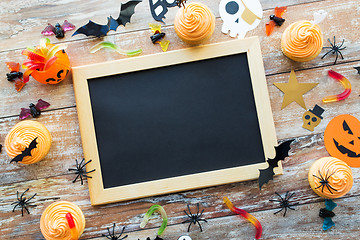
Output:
[219,0,263,39]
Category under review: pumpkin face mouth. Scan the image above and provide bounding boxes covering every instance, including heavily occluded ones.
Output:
[334,139,360,158]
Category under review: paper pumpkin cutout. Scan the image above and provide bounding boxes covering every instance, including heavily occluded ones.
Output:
[324,114,360,167]
[274,69,318,109]
[302,104,325,131]
[219,0,262,39]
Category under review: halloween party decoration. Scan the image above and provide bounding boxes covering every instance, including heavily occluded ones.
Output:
[354,66,360,74]
[270,192,297,217]
[11,188,37,216]
[6,61,26,91]
[149,0,177,23]
[259,139,294,190]
[40,201,85,240]
[223,197,262,239]
[73,0,142,37]
[140,237,163,240]
[178,236,192,240]
[5,120,52,164]
[140,205,167,236]
[182,203,207,232]
[274,69,318,109]
[324,115,360,167]
[90,41,142,56]
[219,0,262,39]
[320,199,337,231]
[321,36,346,65]
[22,38,70,84]
[68,158,95,185]
[322,70,351,103]
[149,23,170,52]
[41,20,75,38]
[176,0,186,8]
[102,223,128,240]
[308,157,353,198]
[10,137,38,163]
[265,6,287,36]
[19,99,50,120]
[302,104,325,131]
[0,144,2,153]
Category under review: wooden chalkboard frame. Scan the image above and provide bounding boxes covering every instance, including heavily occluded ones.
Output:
[72,37,279,205]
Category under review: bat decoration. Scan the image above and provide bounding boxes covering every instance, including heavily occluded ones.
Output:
[320,199,337,230]
[266,7,287,36]
[5,62,26,92]
[149,0,177,23]
[258,139,294,190]
[149,23,170,52]
[41,20,75,38]
[354,66,360,75]
[73,0,142,38]
[20,99,50,120]
[10,137,38,163]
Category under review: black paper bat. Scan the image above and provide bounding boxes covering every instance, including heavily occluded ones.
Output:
[149,0,177,23]
[258,139,294,190]
[72,0,142,37]
[10,137,38,163]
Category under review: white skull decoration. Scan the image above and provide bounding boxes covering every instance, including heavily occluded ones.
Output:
[219,0,263,39]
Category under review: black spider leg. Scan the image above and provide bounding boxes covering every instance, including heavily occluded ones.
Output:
[183,204,194,232]
[195,204,207,232]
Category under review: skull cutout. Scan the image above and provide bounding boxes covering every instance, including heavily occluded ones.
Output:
[178,236,192,240]
[302,104,325,131]
[219,0,262,38]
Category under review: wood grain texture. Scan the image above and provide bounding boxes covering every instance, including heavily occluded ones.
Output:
[1,0,360,239]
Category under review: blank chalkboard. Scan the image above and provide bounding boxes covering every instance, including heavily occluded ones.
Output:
[73,37,278,205]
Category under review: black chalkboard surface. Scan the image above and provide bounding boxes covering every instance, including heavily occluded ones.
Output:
[88,53,264,189]
[73,38,277,205]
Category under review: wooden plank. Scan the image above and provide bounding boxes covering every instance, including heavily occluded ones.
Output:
[0,0,359,119]
[0,0,323,52]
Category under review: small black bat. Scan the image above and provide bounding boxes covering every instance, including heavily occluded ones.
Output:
[10,137,38,163]
[149,0,177,23]
[73,0,142,37]
[258,139,294,190]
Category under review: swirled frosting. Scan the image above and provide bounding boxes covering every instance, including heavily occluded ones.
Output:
[308,157,353,199]
[40,201,85,240]
[5,120,52,164]
[281,21,323,62]
[174,2,215,45]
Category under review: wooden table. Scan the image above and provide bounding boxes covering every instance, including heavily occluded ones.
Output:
[1,0,359,239]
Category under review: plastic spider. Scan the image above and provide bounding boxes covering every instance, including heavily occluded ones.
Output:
[313,169,337,194]
[68,158,95,185]
[269,191,297,217]
[102,223,128,240]
[321,36,346,65]
[182,203,207,232]
[176,0,187,8]
[11,188,37,216]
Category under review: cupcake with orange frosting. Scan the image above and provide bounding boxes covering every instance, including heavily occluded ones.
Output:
[174,2,215,45]
[308,157,353,199]
[5,120,52,164]
[281,20,323,62]
[40,201,85,240]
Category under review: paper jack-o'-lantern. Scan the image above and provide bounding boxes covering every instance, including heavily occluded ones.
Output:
[219,0,263,38]
[324,114,360,167]
[22,38,70,85]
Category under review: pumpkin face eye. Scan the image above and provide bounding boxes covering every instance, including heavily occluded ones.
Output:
[343,120,353,135]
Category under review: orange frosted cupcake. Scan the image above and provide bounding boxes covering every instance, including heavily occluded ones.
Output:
[40,201,85,240]
[308,157,353,199]
[174,2,215,45]
[281,21,323,62]
[5,120,52,164]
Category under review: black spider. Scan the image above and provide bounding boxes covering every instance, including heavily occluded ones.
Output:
[269,191,297,217]
[103,223,128,240]
[176,0,187,8]
[68,158,95,185]
[182,203,207,232]
[313,169,337,194]
[321,36,346,65]
[11,188,37,216]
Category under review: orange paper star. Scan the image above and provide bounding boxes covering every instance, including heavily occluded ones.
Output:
[274,69,318,109]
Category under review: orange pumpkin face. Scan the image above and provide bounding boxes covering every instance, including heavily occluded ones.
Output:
[31,49,70,85]
[324,114,360,167]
